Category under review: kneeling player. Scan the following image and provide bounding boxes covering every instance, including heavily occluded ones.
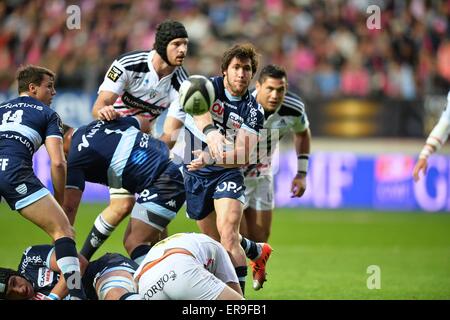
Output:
[135,232,244,300]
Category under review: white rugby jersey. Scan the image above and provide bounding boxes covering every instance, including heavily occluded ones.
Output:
[244,90,310,177]
[439,91,450,122]
[135,233,238,285]
[98,50,188,121]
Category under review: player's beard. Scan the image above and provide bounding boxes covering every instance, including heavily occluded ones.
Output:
[225,76,248,97]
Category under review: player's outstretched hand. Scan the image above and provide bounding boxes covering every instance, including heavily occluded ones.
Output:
[291,172,307,198]
[97,105,120,121]
[187,150,214,171]
[205,130,225,161]
[413,158,428,182]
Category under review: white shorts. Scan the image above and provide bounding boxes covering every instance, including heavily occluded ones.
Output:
[138,254,226,300]
[109,187,134,199]
[244,175,274,211]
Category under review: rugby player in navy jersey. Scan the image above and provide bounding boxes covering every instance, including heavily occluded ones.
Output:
[241,65,312,290]
[78,20,224,262]
[166,44,265,295]
[62,116,185,263]
[0,65,86,300]
[0,246,140,300]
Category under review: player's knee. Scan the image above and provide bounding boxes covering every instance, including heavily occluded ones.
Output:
[108,198,135,219]
[51,224,75,241]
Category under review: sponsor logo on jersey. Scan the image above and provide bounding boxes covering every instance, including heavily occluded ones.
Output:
[142,271,176,299]
[107,66,123,82]
[227,112,243,130]
[38,267,54,287]
[15,184,27,195]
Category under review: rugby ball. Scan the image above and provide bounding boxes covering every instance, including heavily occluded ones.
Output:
[179,75,215,116]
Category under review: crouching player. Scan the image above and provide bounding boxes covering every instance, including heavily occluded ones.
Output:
[135,232,244,300]
[62,116,185,264]
[0,245,141,300]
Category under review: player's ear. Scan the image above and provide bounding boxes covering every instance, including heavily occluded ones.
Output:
[28,82,38,95]
[255,81,261,91]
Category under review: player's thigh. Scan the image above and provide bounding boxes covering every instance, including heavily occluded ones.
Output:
[108,188,135,214]
[197,211,220,241]
[124,215,162,248]
[216,285,245,300]
[19,194,72,239]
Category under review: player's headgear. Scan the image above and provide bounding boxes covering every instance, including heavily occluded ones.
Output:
[154,20,188,65]
[0,268,20,299]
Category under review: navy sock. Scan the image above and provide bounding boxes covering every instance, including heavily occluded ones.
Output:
[235,266,247,296]
[54,237,86,299]
[240,236,259,260]
[81,214,115,260]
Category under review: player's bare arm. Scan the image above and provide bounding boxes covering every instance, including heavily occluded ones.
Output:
[92,91,120,121]
[45,137,67,205]
[188,128,257,171]
[291,128,311,197]
[160,115,184,149]
[194,112,225,160]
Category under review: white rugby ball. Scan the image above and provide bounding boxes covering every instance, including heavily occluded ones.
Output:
[179,75,215,116]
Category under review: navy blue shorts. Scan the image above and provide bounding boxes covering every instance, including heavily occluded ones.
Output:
[183,169,246,220]
[82,253,138,300]
[136,161,186,228]
[0,156,49,210]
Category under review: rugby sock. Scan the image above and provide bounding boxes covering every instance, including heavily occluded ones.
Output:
[240,236,260,260]
[81,214,116,260]
[130,244,152,265]
[235,266,247,296]
[119,292,142,300]
[54,237,86,300]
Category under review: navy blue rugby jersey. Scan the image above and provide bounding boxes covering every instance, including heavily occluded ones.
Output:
[17,245,60,298]
[182,76,264,175]
[0,96,63,160]
[67,117,170,193]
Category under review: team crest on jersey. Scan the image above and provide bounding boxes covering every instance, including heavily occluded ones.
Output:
[107,66,123,82]
[148,88,158,99]
[38,267,54,287]
[15,184,27,195]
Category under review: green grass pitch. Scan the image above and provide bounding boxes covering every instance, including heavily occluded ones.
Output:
[1,202,450,299]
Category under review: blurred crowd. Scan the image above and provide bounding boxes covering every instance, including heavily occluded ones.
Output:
[0,0,449,99]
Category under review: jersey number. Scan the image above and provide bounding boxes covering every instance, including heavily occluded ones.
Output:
[2,110,24,125]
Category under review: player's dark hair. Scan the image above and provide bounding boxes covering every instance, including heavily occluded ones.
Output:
[221,43,259,78]
[258,64,287,83]
[16,65,55,94]
[0,267,21,299]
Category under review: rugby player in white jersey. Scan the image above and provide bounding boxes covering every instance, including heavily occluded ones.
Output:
[413,91,450,181]
[240,64,311,290]
[63,20,224,263]
[135,233,243,300]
